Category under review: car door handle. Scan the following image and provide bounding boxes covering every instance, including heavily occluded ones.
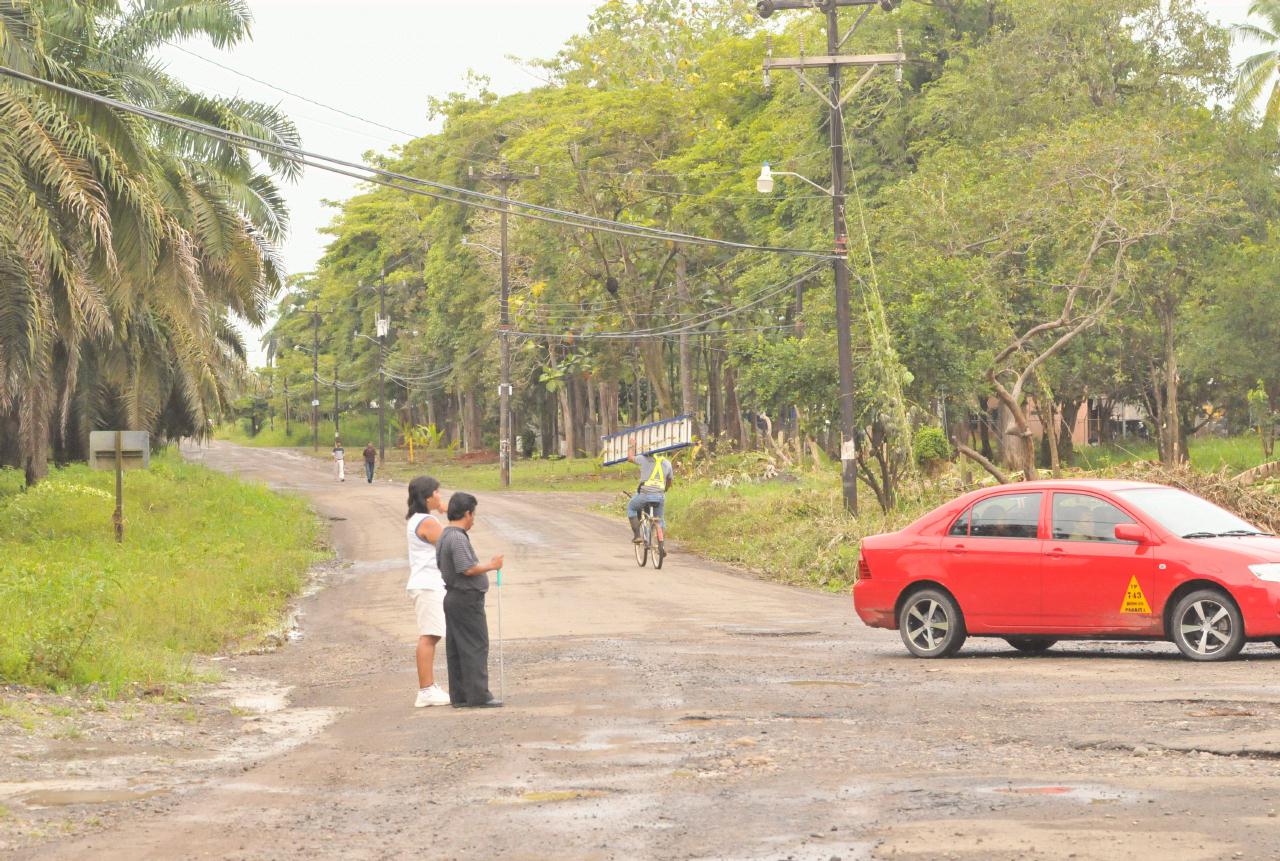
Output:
[1047,547,1065,556]
[948,544,966,554]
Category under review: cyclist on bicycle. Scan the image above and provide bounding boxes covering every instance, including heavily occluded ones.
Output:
[626,441,672,547]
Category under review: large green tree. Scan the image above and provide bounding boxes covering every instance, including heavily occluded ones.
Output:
[0,0,297,482]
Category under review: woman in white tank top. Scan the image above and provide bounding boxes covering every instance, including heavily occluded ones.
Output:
[405,476,450,707]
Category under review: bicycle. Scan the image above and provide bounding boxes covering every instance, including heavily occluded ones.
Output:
[633,500,666,569]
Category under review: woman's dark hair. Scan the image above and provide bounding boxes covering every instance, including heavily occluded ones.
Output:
[447,491,478,522]
[406,476,441,520]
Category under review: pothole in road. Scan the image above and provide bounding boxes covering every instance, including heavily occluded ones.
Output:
[723,627,820,638]
[20,788,162,808]
[346,558,404,573]
[489,788,614,805]
[787,680,868,688]
[975,784,1134,803]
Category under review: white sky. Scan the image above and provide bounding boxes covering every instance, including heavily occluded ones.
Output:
[154,0,1259,363]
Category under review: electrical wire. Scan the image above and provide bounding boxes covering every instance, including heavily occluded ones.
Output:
[516,263,810,336]
[0,65,837,259]
[507,264,821,340]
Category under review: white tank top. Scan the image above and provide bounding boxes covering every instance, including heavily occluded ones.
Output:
[405,512,444,591]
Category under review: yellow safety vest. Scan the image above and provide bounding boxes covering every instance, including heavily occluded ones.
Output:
[641,457,669,492]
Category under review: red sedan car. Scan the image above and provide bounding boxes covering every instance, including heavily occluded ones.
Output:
[853,480,1280,662]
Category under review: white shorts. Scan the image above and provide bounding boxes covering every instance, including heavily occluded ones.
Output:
[409,589,446,637]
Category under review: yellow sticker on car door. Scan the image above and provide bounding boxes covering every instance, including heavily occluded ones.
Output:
[1121,575,1152,614]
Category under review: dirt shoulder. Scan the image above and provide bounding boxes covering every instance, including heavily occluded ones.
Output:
[9,441,1280,860]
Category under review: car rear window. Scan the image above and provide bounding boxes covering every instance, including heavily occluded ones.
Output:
[969,492,1042,539]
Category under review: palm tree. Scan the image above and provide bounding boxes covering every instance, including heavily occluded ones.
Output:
[0,0,299,482]
[1234,1,1280,128]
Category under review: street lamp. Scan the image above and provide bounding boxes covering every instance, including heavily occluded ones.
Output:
[755,155,857,512]
[461,235,501,257]
[756,162,833,196]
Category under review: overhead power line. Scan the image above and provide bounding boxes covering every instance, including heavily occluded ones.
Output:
[508,264,822,340]
[0,66,837,260]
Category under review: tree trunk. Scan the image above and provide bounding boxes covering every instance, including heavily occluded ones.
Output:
[583,375,598,456]
[706,349,722,449]
[977,396,994,461]
[723,364,745,450]
[1057,397,1082,465]
[677,267,694,417]
[1159,304,1185,464]
[638,340,673,417]
[1034,397,1061,477]
[560,378,581,460]
[461,390,480,454]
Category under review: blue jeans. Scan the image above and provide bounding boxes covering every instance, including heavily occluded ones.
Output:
[627,492,665,528]
[365,461,375,483]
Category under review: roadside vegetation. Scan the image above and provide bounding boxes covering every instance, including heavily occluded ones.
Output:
[362,436,1278,593]
[0,452,322,694]
[217,413,386,450]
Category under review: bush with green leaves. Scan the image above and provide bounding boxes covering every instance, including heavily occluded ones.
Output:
[913,426,951,467]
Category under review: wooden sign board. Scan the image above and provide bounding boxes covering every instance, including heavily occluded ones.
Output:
[89,431,151,471]
[601,416,694,466]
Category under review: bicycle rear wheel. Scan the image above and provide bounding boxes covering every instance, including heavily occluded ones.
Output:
[634,517,650,567]
[650,536,664,570]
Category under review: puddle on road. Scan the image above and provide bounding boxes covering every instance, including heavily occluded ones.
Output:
[786,680,868,689]
[20,788,161,808]
[976,783,1135,803]
[723,626,820,638]
[346,558,404,573]
[489,788,613,805]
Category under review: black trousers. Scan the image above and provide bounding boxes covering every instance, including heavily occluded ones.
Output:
[443,589,492,705]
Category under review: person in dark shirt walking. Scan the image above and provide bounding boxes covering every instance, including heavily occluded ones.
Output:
[363,442,377,483]
[437,492,504,708]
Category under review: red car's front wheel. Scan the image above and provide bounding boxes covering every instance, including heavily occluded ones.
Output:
[898,588,967,658]
[1171,589,1245,662]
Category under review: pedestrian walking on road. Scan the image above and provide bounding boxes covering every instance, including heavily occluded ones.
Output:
[332,437,345,482]
[363,442,377,483]
[438,492,504,708]
[405,476,450,708]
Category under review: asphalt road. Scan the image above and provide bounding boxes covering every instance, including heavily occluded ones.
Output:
[23,441,1280,860]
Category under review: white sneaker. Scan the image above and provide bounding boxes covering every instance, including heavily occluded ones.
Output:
[414,685,450,708]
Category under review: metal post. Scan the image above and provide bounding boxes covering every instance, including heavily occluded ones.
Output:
[311,312,320,452]
[333,357,340,436]
[113,430,123,543]
[378,280,387,465]
[826,5,858,514]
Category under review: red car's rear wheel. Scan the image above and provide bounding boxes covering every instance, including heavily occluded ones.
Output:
[898,588,967,658]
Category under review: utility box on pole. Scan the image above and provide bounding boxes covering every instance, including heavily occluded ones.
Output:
[89,430,150,543]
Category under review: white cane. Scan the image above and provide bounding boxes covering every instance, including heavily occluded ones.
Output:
[496,567,504,702]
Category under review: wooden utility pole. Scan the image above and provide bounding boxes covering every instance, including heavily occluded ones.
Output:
[759,0,905,514]
[472,156,538,488]
[311,310,320,452]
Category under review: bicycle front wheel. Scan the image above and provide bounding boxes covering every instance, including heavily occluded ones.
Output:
[634,518,650,567]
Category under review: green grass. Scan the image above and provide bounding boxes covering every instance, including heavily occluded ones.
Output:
[659,455,946,592]
[0,451,323,694]
[382,452,639,494]
[1069,435,1271,474]
[215,413,384,449]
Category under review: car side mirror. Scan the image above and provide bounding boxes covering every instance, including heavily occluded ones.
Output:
[1114,524,1151,544]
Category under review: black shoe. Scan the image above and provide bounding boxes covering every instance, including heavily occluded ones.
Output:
[453,699,503,709]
